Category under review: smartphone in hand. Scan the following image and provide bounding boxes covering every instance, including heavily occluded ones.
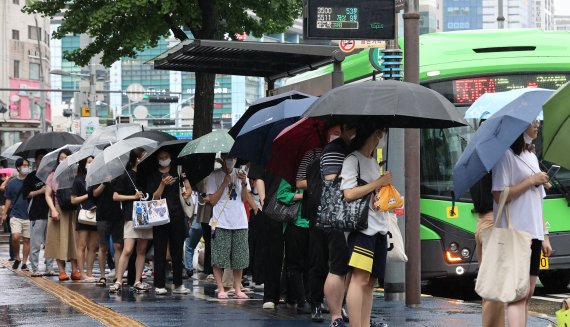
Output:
[547,165,561,180]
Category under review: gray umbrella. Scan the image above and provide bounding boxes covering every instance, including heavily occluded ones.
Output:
[0,142,22,161]
[302,80,467,128]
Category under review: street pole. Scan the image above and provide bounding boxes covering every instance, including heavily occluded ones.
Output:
[89,62,97,117]
[498,0,505,29]
[331,50,345,89]
[404,0,421,307]
[34,16,47,133]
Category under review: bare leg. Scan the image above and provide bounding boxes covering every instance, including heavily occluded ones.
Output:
[113,243,122,273]
[98,243,108,279]
[134,240,148,284]
[361,277,377,327]
[11,233,21,261]
[115,239,135,284]
[213,266,225,294]
[56,259,66,273]
[346,268,370,327]
[22,238,30,264]
[325,272,346,322]
[75,230,88,278]
[525,276,538,325]
[86,231,99,277]
[233,269,243,294]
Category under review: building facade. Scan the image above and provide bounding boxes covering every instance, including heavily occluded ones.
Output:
[444,0,483,31]
[0,0,51,151]
[554,14,570,30]
[534,0,555,30]
[482,0,533,29]
[420,0,444,34]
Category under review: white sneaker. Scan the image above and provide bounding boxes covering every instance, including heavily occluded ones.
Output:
[262,302,275,309]
[155,287,168,295]
[172,285,190,294]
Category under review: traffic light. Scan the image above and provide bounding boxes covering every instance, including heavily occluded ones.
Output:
[148,96,179,103]
[116,115,132,124]
[81,107,90,117]
[380,49,403,80]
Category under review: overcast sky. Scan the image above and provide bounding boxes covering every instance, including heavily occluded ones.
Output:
[555,0,570,15]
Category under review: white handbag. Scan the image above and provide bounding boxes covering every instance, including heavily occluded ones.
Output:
[385,212,407,262]
[78,208,97,226]
[132,198,170,229]
[475,187,532,303]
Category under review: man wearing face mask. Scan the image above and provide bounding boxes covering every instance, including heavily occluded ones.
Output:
[1,158,32,271]
[147,150,192,295]
[22,150,56,277]
[206,154,251,299]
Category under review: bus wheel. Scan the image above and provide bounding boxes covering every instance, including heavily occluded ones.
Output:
[539,270,570,293]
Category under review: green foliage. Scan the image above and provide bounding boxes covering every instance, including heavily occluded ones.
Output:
[24,0,303,67]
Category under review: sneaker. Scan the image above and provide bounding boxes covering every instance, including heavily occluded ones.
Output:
[370,322,388,327]
[173,285,190,294]
[329,318,346,327]
[262,302,275,309]
[311,304,324,322]
[155,287,168,295]
[12,260,20,270]
[341,305,349,322]
[20,264,29,271]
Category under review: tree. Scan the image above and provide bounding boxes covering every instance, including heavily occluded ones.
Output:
[25,0,302,137]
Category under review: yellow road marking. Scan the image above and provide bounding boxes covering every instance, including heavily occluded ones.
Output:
[0,258,145,327]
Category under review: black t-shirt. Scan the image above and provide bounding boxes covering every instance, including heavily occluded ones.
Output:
[22,171,49,220]
[92,182,122,222]
[146,167,184,220]
[248,163,281,206]
[470,172,493,214]
[320,138,350,176]
[113,170,141,222]
[72,176,97,210]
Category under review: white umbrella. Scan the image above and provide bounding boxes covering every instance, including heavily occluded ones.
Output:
[36,144,82,183]
[85,137,158,188]
[0,142,22,161]
[82,123,143,149]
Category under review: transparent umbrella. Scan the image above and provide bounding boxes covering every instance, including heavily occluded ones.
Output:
[0,142,22,161]
[82,123,143,149]
[53,147,103,189]
[85,137,158,188]
[36,144,82,183]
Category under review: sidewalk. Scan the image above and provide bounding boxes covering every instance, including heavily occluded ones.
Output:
[0,240,556,326]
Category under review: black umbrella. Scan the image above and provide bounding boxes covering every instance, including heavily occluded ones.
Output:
[14,132,84,158]
[302,80,467,128]
[126,130,177,143]
[179,153,217,188]
[229,90,311,138]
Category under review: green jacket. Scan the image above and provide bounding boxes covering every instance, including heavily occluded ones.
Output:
[276,179,309,229]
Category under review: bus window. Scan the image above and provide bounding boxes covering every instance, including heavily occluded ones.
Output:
[535,128,570,196]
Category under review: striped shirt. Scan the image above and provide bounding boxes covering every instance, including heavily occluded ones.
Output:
[320,138,350,176]
[296,148,323,181]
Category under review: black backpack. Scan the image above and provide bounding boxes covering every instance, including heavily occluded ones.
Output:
[302,157,323,224]
[56,188,76,211]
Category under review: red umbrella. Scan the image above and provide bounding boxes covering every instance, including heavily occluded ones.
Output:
[266,118,327,184]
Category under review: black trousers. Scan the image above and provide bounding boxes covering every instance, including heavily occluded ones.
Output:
[308,225,328,305]
[285,224,309,305]
[261,213,285,303]
[200,223,213,275]
[153,215,186,288]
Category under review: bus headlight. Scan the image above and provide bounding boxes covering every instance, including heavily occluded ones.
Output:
[461,248,470,258]
[449,242,459,252]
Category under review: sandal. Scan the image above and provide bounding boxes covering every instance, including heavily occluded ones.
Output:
[217,291,229,299]
[235,292,249,299]
[31,272,44,277]
[109,282,121,293]
[133,281,151,292]
[96,278,107,287]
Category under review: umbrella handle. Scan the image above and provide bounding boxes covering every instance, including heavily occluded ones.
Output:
[135,189,150,201]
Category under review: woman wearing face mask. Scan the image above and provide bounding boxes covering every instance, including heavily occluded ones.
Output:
[147,150,191,295]
[206,154,251,299]
[340,122,392,327]
[109,148,151,293]
[491,119,552,327]
[71,156,99,282]
[45,148,79,281]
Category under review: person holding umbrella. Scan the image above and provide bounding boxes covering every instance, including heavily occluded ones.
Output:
[109,148,152,293]
[147,149,191,295]
[71,156,99,282]
[340,122,392,327]
[491,119,552,326]
[44,148,78,281]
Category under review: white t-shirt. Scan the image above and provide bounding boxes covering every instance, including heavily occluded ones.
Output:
[206,168,250,230]
[340,151,388,236]
[492,149,546,240]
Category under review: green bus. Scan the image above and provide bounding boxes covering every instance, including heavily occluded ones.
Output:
[281,29,570,291]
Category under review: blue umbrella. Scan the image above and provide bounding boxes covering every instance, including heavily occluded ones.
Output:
[237,97,317,137]
[452,88,552,200]
[464,88,553,120]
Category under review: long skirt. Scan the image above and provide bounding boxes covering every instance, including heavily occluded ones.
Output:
[45,205,77,261]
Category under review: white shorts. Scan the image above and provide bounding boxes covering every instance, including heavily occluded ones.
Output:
[10,217,31,238]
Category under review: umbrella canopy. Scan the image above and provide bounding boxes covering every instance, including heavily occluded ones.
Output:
[53,147,104,190]
[267,117,327,184]
[14,132,84,158]
[127,130,177,143]
[229,90,311,138]
[464,88,553,120]
[542,82,570,170]
[303,80,467,128]
[179,153,217,188]
[86,137,158,188]
[452,89,552,200]
[137,139,189,177]
[36,144,82,183]
[178,130,234,157]
[237,97,317,137]
[82,123,143,149]
[0,142,22,161]
[0,168,16,178]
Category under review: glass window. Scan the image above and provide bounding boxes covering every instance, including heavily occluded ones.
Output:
[12,30,19,40]
[13,0,19,4]
[13,60,20,78]
[29,63,40,80]
[28,26,41,41]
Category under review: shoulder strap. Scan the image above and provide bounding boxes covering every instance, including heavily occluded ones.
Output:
[495,186,511,229]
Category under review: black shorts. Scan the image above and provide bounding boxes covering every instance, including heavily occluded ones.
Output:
[529,239,543,276]
[347,231,388,279]
[97,220,124,246]
[324,229,350,276]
